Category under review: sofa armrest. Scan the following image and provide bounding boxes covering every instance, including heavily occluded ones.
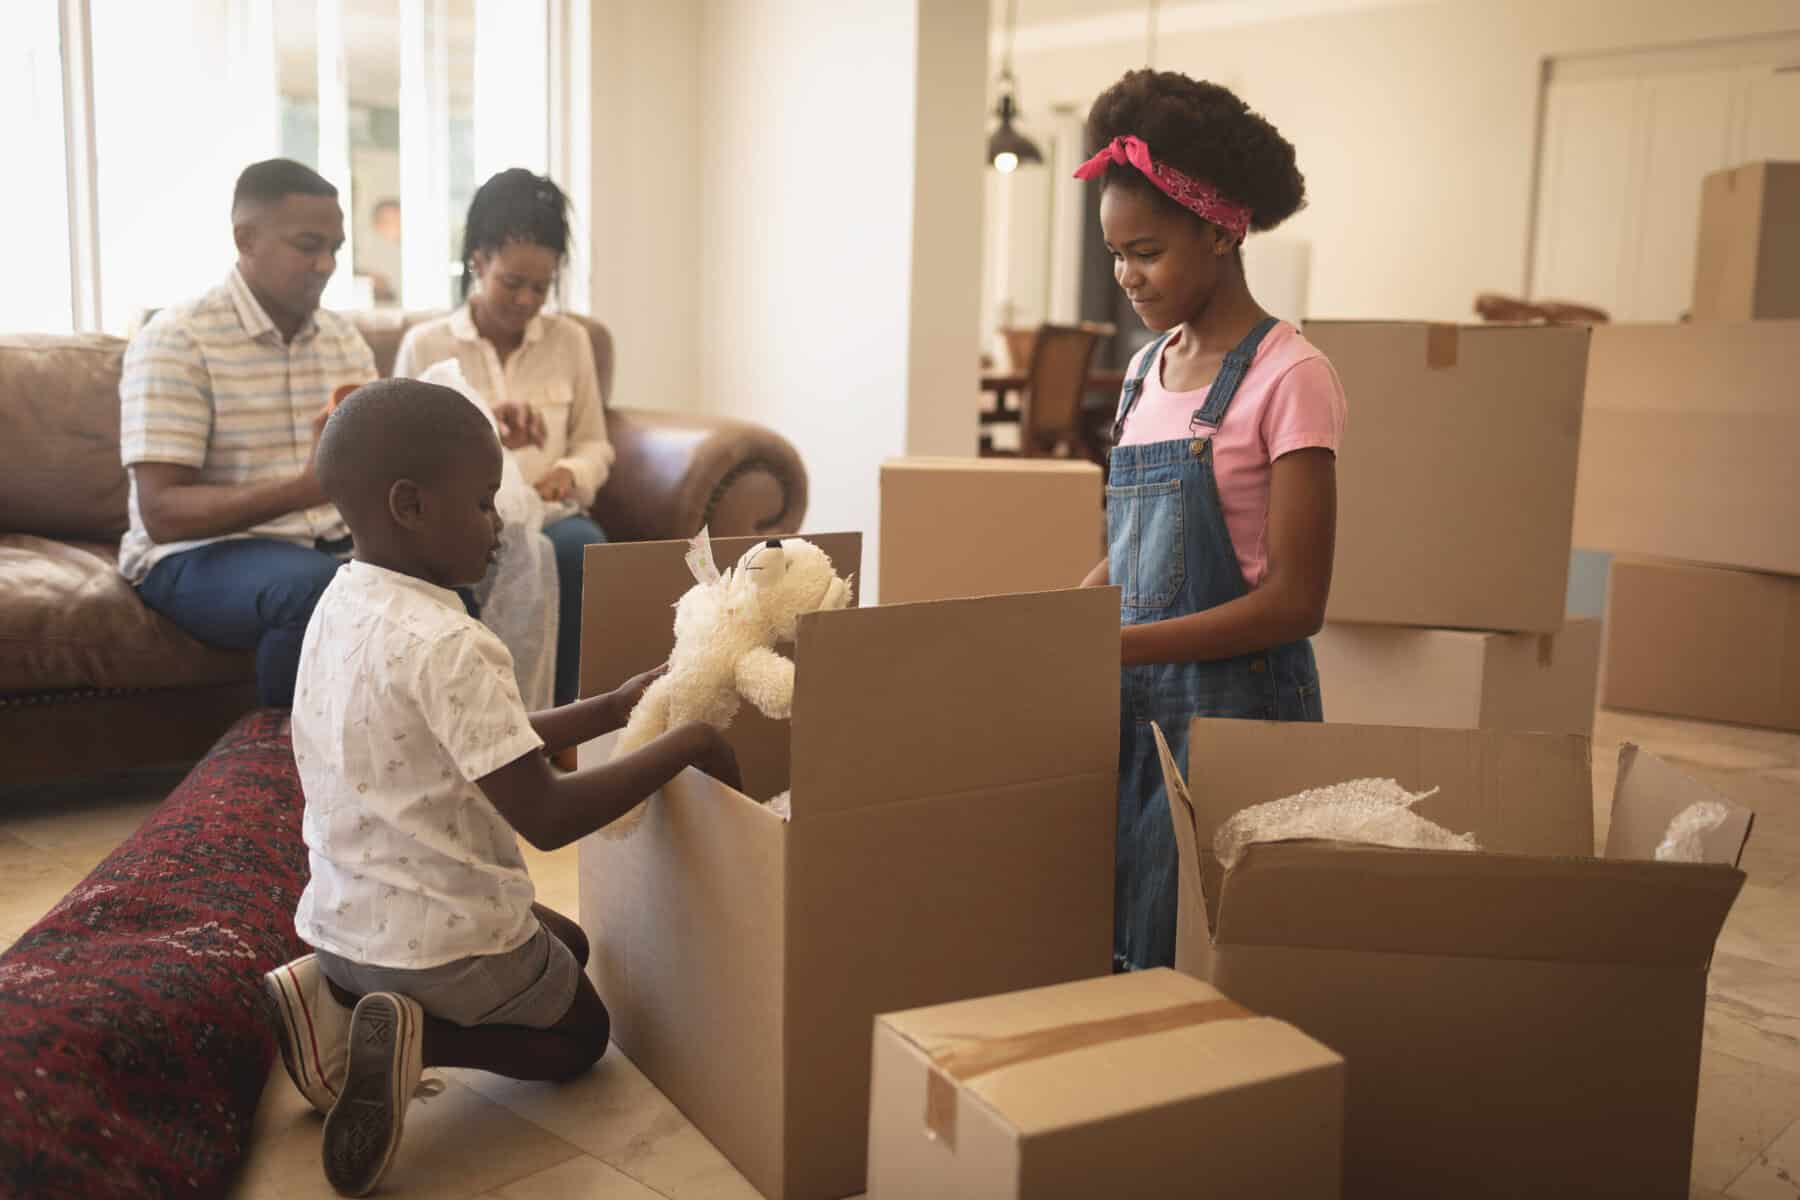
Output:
[592,407,808,544]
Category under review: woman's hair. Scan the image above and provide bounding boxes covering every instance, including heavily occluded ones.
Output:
[1085,70,1305,234]
[459,168,571,298]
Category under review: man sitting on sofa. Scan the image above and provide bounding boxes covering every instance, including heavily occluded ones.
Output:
[118,159,377,708]
[120,159,547,709]
[121,157,555,709]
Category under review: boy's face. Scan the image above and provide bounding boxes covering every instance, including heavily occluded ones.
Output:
[410,432,505,589]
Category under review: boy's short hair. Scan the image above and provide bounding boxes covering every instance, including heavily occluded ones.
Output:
[316,378,497,518]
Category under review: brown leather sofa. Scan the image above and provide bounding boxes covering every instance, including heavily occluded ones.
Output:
[0,313,807,787]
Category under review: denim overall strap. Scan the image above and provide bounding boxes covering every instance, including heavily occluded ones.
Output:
[1111,332,1174,446]
[1105,314,1321,974]
[1191,316,1279,429]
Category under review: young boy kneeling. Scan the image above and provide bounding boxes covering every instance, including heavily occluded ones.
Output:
[260,379,740,1197]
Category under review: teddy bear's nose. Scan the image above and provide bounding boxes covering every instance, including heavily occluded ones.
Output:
[765,539,782,549]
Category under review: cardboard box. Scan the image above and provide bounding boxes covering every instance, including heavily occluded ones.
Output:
[576,533,1119,1200]
[1303,322,1589,634]
[867,969,1345,1199]
[878,458,1103,605]
[1157,719,1753,1200]
[1313,617,1601,735]
[1603,558,1800,732]
[1572,319,1800,576]
[1692,161,1800,321]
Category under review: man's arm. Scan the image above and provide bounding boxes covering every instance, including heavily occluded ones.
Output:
[479,721,741,851]
[122,319,332,544]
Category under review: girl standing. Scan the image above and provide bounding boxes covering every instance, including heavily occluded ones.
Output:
[1077,71,1347,972]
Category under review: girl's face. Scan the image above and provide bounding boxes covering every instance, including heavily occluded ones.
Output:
[1099,183,1233,332]
[470,240,559,339]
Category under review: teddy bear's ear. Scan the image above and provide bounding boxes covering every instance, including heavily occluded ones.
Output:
[744,540,788,590]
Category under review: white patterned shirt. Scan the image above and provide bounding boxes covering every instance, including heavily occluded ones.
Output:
[393,304,614,520]
[117,268,378,582]
[292,560,546,969]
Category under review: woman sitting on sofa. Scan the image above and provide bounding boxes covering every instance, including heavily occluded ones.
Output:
[395,169,612,709]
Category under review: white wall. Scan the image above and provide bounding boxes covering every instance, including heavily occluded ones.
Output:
[588,0,701,410]
[696,0,985,600]
[1001,0,1800,321]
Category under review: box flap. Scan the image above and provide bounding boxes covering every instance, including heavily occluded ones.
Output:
[1604,744,1755,866]
[1186,719,1595,898]
[580,532,862,803]
[788,588,1119,818]
[1153,722,1215,978]
[1212,841,1745,968]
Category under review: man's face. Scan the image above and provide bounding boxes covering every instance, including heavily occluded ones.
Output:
[236,193,344,322]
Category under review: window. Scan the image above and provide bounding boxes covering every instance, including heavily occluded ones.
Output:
[22,0,566,336]
[1,4,74,333]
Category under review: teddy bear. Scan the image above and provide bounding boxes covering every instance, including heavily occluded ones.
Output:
[609,531,852,815]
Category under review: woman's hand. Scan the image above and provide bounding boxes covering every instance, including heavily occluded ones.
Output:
[493,402,548,450]
[534,466,576,503]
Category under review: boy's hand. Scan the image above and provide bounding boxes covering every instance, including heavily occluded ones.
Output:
[688,724,742,794]
[612,663,669,715]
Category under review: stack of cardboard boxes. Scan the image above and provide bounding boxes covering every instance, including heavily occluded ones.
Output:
[1300,321,1603,736]
[1575,161,1800,733]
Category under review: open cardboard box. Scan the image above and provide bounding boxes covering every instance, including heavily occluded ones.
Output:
[576,533,1119,1200]
[1156,719,1753,1200]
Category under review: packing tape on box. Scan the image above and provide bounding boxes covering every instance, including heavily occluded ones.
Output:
[918,997,1253,1149]
[1426,323,1460,369]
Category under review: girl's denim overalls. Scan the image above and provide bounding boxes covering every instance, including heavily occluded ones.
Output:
[1108,317,1324,972]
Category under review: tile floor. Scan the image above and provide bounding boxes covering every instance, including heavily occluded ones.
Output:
[1,708,1795,1199]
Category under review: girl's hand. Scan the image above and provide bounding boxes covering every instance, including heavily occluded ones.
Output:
[494,402,548,450]
[534,466,576,502]
[611,663,669,714]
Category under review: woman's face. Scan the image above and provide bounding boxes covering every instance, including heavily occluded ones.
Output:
[470,240,559,338]
[1099,183,1231,332]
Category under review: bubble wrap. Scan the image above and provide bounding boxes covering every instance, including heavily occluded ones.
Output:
[1653,800,1731,863]
[1214,778,1478,869]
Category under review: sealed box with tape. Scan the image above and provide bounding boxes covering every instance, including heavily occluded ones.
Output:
[576,533,1119,1200]
[1302,321,1591,635]
[866,968,1344,1199]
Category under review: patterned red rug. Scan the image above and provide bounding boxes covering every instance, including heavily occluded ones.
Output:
[0,710,308,1199]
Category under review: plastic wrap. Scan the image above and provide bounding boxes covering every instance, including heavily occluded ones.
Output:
[1214,778,1478,868]
[1653,800,1731,863]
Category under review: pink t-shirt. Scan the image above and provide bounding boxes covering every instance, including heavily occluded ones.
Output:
[1116,321,1347,588]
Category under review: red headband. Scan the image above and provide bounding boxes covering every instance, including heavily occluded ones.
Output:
[1074,135,1251,241]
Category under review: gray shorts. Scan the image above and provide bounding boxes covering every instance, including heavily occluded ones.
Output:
[315,922,581,1030]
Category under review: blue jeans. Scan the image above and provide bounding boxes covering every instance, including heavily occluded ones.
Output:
[543,514,608,706]
[136,538,344,708]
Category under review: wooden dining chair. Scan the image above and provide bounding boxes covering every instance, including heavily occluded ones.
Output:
[982,321,1114,462]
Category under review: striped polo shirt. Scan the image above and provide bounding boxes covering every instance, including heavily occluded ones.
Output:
[117,268,377,583]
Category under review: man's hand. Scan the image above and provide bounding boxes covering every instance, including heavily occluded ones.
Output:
[493,402,547,450]
[534,465,576,503]
[295,401,334,510]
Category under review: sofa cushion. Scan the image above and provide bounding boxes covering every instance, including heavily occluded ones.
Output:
[0,535,251,694]
[0,333,131,541]
[0,710,306,1199]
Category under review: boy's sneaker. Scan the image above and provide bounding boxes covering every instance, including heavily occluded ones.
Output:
[262,954,353,1115]
[322,992,427,1197]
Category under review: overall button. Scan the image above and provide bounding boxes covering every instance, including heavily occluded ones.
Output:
[1250,659,1267,673]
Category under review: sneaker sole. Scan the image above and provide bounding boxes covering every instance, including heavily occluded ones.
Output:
[262,963,337,1115]
[322,994,418,1197]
